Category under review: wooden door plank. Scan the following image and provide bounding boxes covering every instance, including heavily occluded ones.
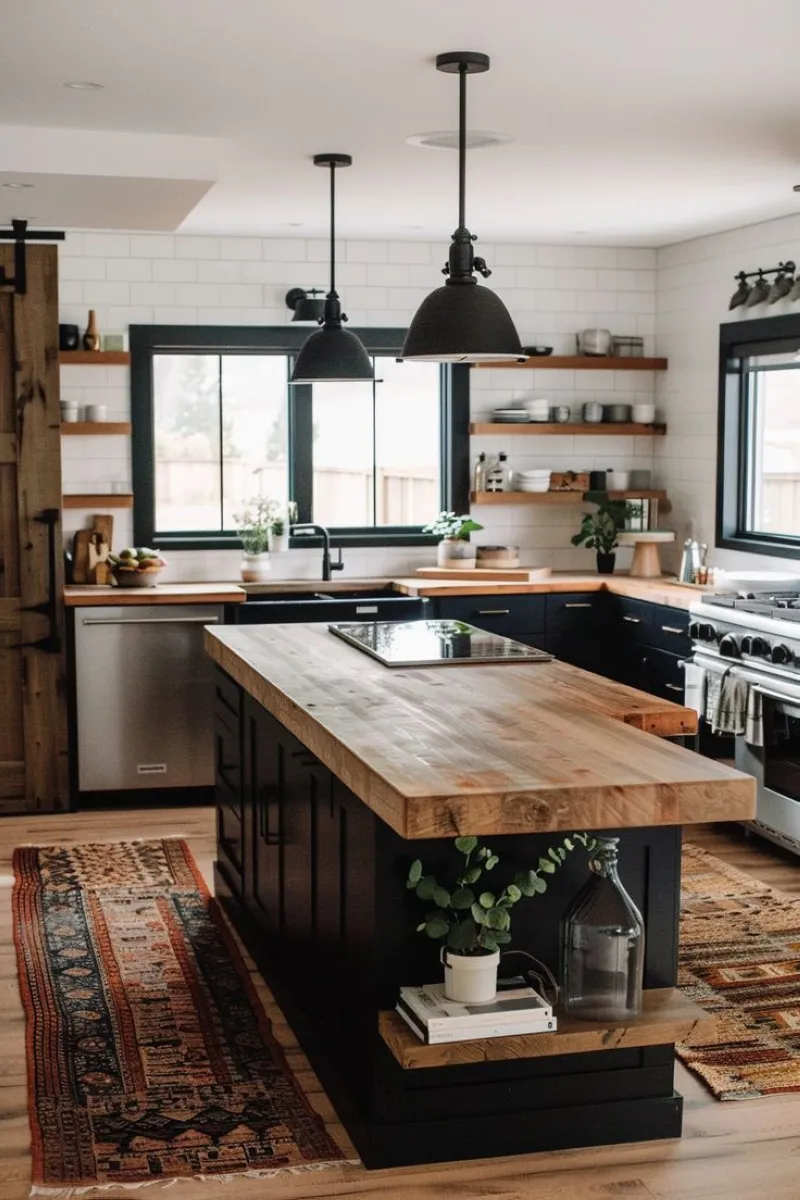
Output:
[0,600,20,631]
[9,245,69,812]
[0,765,24,800]
[0,435,14,464]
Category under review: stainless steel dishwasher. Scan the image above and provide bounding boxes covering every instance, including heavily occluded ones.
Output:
[74,604,224,792]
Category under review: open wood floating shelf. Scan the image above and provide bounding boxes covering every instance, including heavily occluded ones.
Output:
[470,422,666,437]
[472,356,668,371]
[59,350,131,366]
[471,489,667,505]
[379,987,712,1070]
[61,422,132,436]
[63,493,134,509]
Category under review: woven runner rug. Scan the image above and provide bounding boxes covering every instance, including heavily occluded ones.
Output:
[678,842,800,1099]
[13,839,348,1195]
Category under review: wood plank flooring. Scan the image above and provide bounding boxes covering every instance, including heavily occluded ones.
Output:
[0,808,798,1200]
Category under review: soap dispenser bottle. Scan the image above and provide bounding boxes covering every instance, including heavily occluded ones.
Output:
[473,452,487,493]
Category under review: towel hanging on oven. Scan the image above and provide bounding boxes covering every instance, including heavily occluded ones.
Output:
[711,668,749,737]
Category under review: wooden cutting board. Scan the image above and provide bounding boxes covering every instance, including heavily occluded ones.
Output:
[91,513,114,551]
[71,529,92,584]
[415,567,552,582]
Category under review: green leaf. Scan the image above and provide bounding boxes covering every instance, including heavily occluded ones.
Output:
[564,838,574,851]
[433,886,451,909]
[425,908,448,922]
[424,917,449,939]
[533,876,548,894]
[448,919,478,952]
[407,858,422,885]
[454,836,478,855]
[515,869,538,898]
[485,907,511,931]
[485,855,499,871]
[416,922,427,932]
[492,930,512,944]
[538,857,556,874]
[463,867,482,885]
[471,902,487,925]
[505,883,522,903]
[415,875,437,900]
[479,891,496,909]
[450,887,475,910]
[549,847,561,863]
[476,847,489,860]
[481,936,499,954]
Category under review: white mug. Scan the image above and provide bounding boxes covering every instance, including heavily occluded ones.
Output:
[60,401,79,423]
[84,404,107,422]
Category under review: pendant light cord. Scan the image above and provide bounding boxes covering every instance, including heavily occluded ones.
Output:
[458,62,467,230]
[329,161,337,297]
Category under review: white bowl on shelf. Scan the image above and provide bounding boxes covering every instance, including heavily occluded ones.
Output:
[632,404,657,424]
[605,470,631,490]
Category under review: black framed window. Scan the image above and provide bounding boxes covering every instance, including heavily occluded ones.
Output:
[131,325,470,550]
[718,314,800,559]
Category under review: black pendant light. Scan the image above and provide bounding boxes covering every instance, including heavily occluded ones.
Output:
[291,154,373,383]
[402,52,524,363]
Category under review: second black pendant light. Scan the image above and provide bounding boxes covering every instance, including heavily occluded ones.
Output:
[402,52,524,363]
[291,153,374,383]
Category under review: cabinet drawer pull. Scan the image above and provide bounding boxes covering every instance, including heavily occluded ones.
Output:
[664,683,683,693]
[622,615,641,624]
[564,602,592,609]
[476,609,510,616]
[661,625,685,636]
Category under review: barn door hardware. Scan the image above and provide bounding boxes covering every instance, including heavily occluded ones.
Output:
[0,219,65,295]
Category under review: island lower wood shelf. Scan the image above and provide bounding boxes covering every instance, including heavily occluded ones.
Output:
[379,987,713,1070]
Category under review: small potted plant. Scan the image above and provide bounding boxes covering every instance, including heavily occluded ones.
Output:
[270,501,297,554]
[571,492,631,575]
[423,511,484,569]
[407,833,594,1002]
[234,496,278,582]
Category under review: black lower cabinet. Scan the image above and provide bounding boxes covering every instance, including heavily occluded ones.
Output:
[214,669,685,1168]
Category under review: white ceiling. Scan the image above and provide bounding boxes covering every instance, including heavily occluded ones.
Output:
[1,0,799,246]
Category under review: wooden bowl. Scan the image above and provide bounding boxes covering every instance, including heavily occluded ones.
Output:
[112,566,163,588]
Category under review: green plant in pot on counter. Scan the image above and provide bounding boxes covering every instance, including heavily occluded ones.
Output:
[423,511,484,568]
[571,492,631,576]
[407,833,595,1003]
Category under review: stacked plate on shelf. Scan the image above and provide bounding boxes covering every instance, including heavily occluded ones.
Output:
[517,469,552,493]
[524,398,551,422]
[492,407,529,423]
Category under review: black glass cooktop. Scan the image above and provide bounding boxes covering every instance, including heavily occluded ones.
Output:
[328,619,554,667]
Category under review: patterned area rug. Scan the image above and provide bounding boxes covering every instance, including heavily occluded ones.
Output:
[678,842,800,1099]
[13,839,348,1194]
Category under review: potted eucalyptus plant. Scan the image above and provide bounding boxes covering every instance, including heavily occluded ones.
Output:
[423,511,484,569]
[234,496,279,582]
[571,492,631,575]
[407,833,594,1002]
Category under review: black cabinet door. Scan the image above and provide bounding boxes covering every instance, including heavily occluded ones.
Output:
[244,697,282,932]
[214,677,244,898]
[430,594,545,639]
[640,647,686,703]
[545,592,606,672]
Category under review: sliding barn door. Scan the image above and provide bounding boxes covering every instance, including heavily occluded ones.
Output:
[0,243,68,813]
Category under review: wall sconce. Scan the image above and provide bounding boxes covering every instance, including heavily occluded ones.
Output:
[729,261,796,309]
[285,287,326,322]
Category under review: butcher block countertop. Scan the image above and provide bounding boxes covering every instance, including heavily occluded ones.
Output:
[391,574,703,607]
[204,623,754,839]
[64,583,246,606]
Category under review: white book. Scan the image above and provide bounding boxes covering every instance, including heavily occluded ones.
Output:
[395,1001,557,1045]
[399,982,552,1032]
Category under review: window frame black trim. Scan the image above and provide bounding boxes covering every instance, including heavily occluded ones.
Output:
[130,324,470,551]
[717,314,800,560]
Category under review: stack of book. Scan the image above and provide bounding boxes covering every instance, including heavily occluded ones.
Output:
[396,981,557,1045]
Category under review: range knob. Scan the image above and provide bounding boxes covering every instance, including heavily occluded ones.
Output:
[689,621,717,643]
[741,635,771,658]
[718,634,740,658]
[771,643,794,665]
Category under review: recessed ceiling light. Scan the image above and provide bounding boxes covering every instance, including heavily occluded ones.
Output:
[63,81,104,90]
[406,130,514,151]
[1,182,33,189]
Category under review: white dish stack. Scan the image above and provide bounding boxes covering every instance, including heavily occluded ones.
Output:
[517,469,552,493]
[524,398,551,423]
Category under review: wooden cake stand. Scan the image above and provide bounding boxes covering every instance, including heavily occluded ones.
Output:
[618,531,676,578]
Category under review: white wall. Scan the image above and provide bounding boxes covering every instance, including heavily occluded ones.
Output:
[59,230,658,581]
[656,212,800,574]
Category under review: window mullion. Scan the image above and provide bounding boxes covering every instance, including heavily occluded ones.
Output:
[218,355,224,534]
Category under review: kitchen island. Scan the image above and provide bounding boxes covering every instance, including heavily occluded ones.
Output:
[205,622,754,1168]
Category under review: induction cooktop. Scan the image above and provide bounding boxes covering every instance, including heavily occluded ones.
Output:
[328,619,554,667]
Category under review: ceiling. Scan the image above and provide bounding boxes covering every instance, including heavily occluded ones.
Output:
[1,0,799,246]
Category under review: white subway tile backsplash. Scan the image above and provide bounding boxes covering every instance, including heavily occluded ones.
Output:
[82,233,130,257]
[220,237,263,261]
[106,259,152,282]
[155,260,200,283]
[345,240,388,264]
[176,236,220,259]
[129,234,175,258]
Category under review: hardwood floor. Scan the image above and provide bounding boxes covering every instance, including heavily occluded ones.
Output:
[0,809,798,1200]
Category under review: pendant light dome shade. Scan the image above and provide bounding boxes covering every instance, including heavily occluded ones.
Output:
[402,52,524,364]
[290,154,373,384]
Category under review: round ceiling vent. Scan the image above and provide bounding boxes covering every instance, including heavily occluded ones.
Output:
[406,130,514,151]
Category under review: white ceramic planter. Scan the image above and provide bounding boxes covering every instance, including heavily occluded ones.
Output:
[437,539,477,569]
[441,948,500,1003]
[240,552,271,582]
[271,532,290,553]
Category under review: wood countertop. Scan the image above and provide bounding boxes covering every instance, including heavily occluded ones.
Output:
[64,583,246,606]
[392,574,704,608]
[204,623,754,839]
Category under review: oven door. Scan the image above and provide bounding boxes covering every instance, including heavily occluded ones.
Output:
[736,685,800,854]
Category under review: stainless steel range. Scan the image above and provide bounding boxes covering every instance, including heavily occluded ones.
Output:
[690,591,800,854]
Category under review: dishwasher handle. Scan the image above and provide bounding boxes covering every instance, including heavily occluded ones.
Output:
[80,615,220,626]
